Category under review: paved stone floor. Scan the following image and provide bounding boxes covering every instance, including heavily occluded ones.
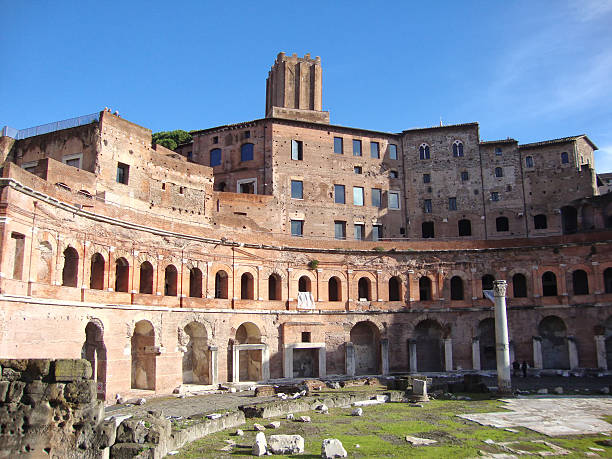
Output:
[460,396,612,436]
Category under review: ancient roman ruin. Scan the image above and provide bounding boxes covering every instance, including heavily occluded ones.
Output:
[1,52,611,405]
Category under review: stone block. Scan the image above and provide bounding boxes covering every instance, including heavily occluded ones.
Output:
[98,421,118,448]
[0,381,9,402]
[64,380,96,405]
[116,418,149,444]
[24,359,51,381]
[255,385,276,397]
[53,359,92,382]
[268,434,304,454]
[253,431,267,456]
[7,381,26,403]
[322,438,347,458]
[24,401,52,427]
[23,380,47,405]
[110,442,155,459]
[2,368,22,382]
[0,359,29,372]
[44,383,65,404]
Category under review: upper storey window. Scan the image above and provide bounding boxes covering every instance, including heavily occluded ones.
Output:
[62,153,83,169]
[210,148,222,167]
[353,139,362,156]
[370,142,380,159]
[461,171,469,181]
[389,170,398,179]
[419,143,430,160]
[241,143,254,162]
[291,180,303,199]
[495,167,503,178]
[334,137,343,154]
[561,152,569,164]
[495,147,503,155]
[452,141,464,157]
[291,140,303,160]
[389,144,398,160]
[525,156,534,168]
[244,130,251,139]
[389,191,400,209]
[212,136,219,144]
[116,163,129,185]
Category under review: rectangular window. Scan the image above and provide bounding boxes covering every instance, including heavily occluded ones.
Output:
[389,170,398,179]
[62,153,82,169]
[244,130,250,139]
[423,173,431,184]
[449,197,457,211]
[389,191,400,209]
[370,142,380,159]
[334,137,343,154]
[354,223,365,240]
[210,148,221,167]
[212,136,219,144]
[291,140,303,160]
[424,199,432,213]
[22,161,38,172]
[291,180,303,199]
[353,187,364,206]
[371,188,382,207]
[334,184,345,204]
[495,147,502,155]
[354,166,362,174]
[353,139,362,156]
[491,192,499,202]
[11,232,25,280]
[461,171,469,181]
[334,221,346,240]
[116,162,129,184]
[291,220,303,237]
[238,179,256,194]
[372,224,382,241]
[389,144,398,160]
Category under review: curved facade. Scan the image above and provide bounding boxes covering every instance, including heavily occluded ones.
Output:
[1,53,611,402]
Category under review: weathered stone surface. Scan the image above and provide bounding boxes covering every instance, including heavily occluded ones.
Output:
[6,381,26,403]
[266,421,280,429]
[0,359,29,372]
[351,408,363,416]
[253,423,266,431]
[24,401,52,427]
[116,418,149,444]
[322,438,347,458]
[111,442,155,459]
[64,380,96,404]
[24,359,51,381]
[23,380,46,405]
[0,381,9,402]
[98,420,118,448]
[268,434,305,454]
[54,359,92,382]
[45,383,65,404]
[2,368,22,382]
[252,431,267,456]
[405,436,438,446]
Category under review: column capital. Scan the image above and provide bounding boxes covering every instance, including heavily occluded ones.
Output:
[493,280,507,297]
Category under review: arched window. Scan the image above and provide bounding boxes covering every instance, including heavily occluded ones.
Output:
[481,274,495,297]
[298,276,311,292]
[419,276,432,301]
[604,268,612,294]
[358,277,371,301]
[450,276,464,300]
[328,276,341,301]
[115,257,129,292]
[164,265,178,296]
[561,152,569,164]
[458,219,472,236]
[561,206,578,234]
[139,261,153,294]
[496,216,509,232]
[419,143,430,160]
[90,253,105,290]
[542,271,558,296]
[240,272,254,299]
[525,156,534,168]
[189,267,202,298]
[62,247,79,287]
[215,270,228,299]
[389,276,401,301]
[534,214,548,229]
[210,148,222,167]
[512,273,527,297]
[268,274,281,300]
[422,221,434,238]
[452,140,464,157]
[241,143,254,162]
[495,167,503,178]
[572,270,589,295]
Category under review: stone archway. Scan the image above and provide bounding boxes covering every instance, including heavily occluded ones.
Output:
[539,316,569,369]
[81,321,107,400]
[131,320,156,390]
[350,321,380,375]
[414,319,444,372]
[182,322,209,384]
[234,322,264,382]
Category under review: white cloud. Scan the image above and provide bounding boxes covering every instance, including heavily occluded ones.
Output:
[570,0,612,22]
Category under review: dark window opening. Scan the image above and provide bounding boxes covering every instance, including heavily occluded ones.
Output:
[334,137,343,154]
[139,261,153,294]
[189,268,202,298]
[164,265,178,296]
[419,277,432,301]
[450,276,464,300]
[358,277,371,301]
[298,276,311,292]
[572,270,589,295]
[422,221,434,238]
[419,144,430,160]
[496,216,509,232]
[481,274,495,297]
[291,140,303,160]
[62,247,79,287]
[301,332,311,343]
[116,163,129,185]
[542,271,558,296]
[240,272,254,300]
[534,214,548,229]
[512,273,527,297]
[215,271,228,299]
[210,148,222,167]
[458,219,471,236]
[389,276,401,301]
[328,276,341,301]
[268,274,281,300]
[115,257,129,292]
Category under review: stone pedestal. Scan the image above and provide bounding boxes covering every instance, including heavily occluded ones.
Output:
[345,342,355,377]
[472,338,481,371]
[444,338,453,371]
[533,336,543,369]
[410,378,429,402]
[595,335,607,370]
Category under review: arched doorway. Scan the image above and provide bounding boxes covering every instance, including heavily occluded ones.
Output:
[131,320,156,390]
[350,321,380,375]
[115,257,129,292]
[542,271,558,296]
[235,322,262,381]
[215,270,228,299]
[90,253,105,290]
[358,277,371,300]
[478,318,496,370]
[164,265,178,296]
[450,276,464,300]
[139,261,153,294]
[189,268,202,298]
[328,276,341,301]
[182,322,209,384]
[298,276,311,292]
[62,247,79,287]
[538,316,569,369]
[388,276,401,301]
[241,272,254,299]
[81,321,107,400]
[268,274,281,300]
[419,277,432,301]
[414,320,444,372]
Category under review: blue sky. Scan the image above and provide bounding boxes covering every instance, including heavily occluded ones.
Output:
[2,1,612,171]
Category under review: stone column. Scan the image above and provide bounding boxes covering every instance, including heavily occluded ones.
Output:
[472,338,481,371]
[232,344,240,382]
[493,280,512,393]
[209,345,218,385]
[262,345,270,381]
[567,337,579,370]
[444,338,453,371]
[345,342,355,377]
[595,335,607,370]
[533,336,543,369]
[409,339,417,373]
[318,346,327,378]
[381,338,389,375]
[283,345,293,379]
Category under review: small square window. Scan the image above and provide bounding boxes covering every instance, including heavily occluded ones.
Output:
[334,184,345,204]
[291,140,303,160]
[238,180,255,194]
[22,161,38,172]
[449,197,457,211]
[334,137,343,154]
[370,142,380,159]
[372,224,382,241]
[291,180,303,199]
[63,153,83,169]
[495,147,502,155]
[424,199,432,213]
[423,173,431,184]
[187,151,193,162]
[334,221,346,239]
[461,171,469,181]
[354,223,365,240]
[389,144,398,160]
[291,220,303,237]
[354,166,362,174]
[389,170,398,179]
[179,186,185,195]
[213,136,219,144]
[244,130,251,139]
[301,331,311,342]
[491,192,499,202]
[116,162,129,184]
[389,191,400,209]
[353,139,362,156]
[353,187,364,206]
[371,188,381,207]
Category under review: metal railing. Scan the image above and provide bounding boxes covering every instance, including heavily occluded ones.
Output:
[2,112,100,140]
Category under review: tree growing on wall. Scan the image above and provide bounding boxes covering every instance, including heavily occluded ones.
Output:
[152,130,192,151]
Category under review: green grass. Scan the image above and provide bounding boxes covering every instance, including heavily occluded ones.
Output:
[172,396,612,458]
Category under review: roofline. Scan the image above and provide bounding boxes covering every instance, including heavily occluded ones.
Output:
[480,139,518,145]
[519,134,598,150]
[401,122,479,134]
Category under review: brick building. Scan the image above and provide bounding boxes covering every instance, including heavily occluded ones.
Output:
[1,53,611,402]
